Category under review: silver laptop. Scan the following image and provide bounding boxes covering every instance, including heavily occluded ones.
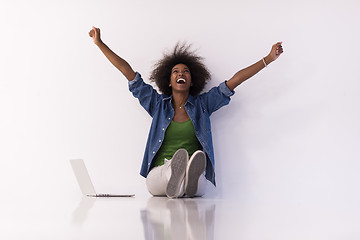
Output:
[70,159,135,197]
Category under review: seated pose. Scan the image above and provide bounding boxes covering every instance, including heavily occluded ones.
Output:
[89,27,283,198]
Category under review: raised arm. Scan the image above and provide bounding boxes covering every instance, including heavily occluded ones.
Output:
[89,26,136,81]
[225,42,283,91]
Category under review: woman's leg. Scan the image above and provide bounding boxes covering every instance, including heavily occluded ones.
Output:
[147,164,208,197]
[146,161,170,196]
[146,149,189,198]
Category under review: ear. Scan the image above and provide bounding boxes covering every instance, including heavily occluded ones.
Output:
[169,83,172,87]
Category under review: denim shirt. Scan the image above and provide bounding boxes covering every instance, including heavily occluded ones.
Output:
[128,72,234,186]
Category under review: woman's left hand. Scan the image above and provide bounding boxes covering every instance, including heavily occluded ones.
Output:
[267,42,284,63]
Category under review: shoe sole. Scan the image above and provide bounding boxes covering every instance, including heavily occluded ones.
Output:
[166,149,188,198]
[185,151,206,197]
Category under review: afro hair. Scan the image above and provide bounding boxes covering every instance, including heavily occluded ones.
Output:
[150,42,211,96]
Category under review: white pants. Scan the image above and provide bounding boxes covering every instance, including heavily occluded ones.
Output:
[146,159,208,197]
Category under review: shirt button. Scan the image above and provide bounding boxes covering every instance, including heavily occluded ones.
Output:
[159,140,162,142]
[168,117,171,120]
[152,151,155,154]
[162,128,165,131]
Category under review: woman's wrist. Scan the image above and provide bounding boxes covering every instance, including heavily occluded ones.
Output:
[95,39,104,47]
[263,55,272,66]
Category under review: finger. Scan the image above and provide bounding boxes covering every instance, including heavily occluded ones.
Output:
[274,42,282,49]
[95,27,100,35]
[91,26,98,36]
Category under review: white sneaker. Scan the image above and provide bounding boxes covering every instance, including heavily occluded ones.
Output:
[166,149,189,198]
[185,150,206,197]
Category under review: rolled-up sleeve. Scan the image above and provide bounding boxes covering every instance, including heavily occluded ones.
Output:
[219,81,235,97]
[128,72,142,87]
[128,72,162,117]
[200,81,235,115]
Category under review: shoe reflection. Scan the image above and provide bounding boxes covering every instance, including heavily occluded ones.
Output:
[141,197,215,240]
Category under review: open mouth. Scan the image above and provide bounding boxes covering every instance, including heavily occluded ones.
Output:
[176,78,186,84]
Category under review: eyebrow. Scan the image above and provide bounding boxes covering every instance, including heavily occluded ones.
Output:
[172,67,190,71]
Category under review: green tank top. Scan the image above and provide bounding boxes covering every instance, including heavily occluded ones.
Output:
[152,119,202,167]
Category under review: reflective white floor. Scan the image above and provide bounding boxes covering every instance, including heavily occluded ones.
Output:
[2,193,360,240]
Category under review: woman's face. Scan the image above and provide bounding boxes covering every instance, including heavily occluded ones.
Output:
[169,63,192,94]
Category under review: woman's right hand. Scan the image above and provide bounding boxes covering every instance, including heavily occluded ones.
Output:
[89,26,102,46]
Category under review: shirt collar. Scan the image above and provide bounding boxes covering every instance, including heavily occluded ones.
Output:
[163,94,195,106]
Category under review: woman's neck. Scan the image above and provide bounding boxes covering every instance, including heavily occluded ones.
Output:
[172,91,189,109]
[171,91,190,122]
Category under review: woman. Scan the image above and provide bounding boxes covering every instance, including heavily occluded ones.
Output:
[89,26,283,198]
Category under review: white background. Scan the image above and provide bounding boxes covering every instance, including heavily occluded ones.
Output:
[1,0,359,218]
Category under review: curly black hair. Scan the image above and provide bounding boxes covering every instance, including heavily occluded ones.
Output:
[150,42,211,96]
